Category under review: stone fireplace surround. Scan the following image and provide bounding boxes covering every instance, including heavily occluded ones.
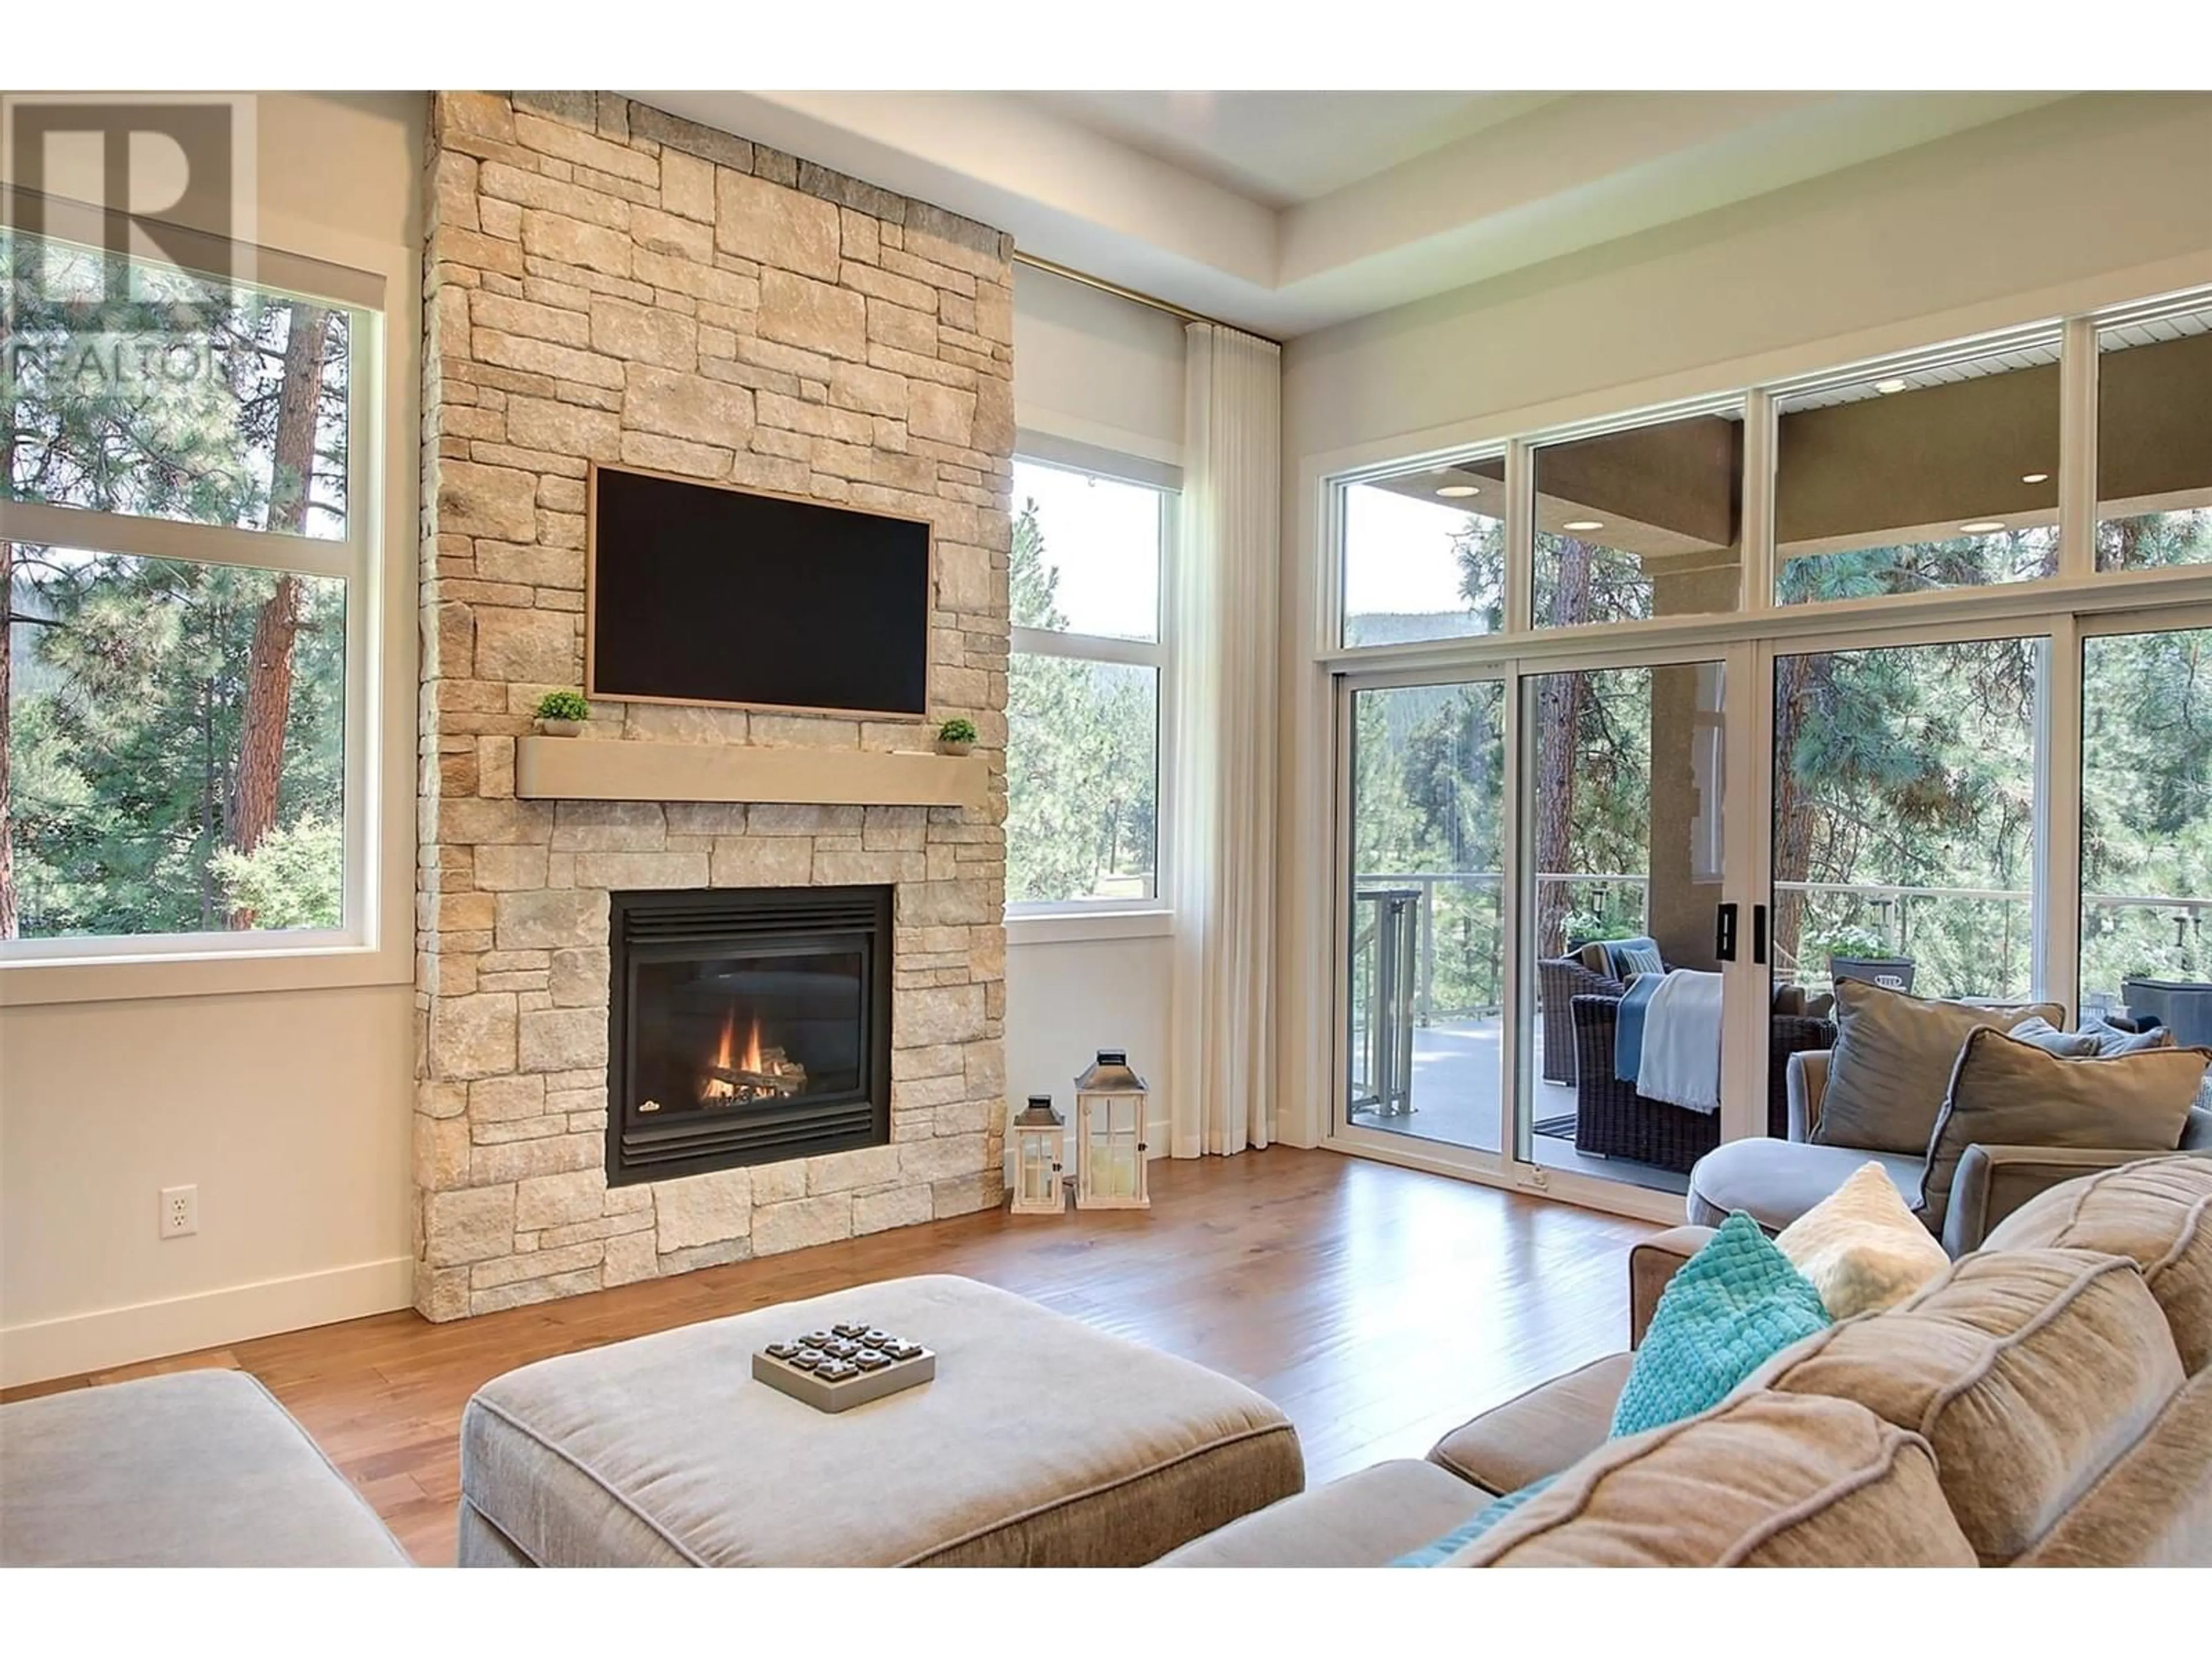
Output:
[413,92,1012,1321]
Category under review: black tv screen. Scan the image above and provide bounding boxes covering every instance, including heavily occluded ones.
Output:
[587,465,933,717]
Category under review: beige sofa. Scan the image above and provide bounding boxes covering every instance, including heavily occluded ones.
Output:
[1159,1153,2212,1566]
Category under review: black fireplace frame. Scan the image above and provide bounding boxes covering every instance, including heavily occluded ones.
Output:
[606,885,893,1187]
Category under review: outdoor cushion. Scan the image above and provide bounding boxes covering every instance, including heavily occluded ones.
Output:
[1152,1461,1492,1568]
[1984,1153,2212,1373]
[1609,937,1664,979]
[1609,1213,1830,1439]
[1812,980,2062,1155]
[1777,1158,1950,1319]
[1688,1137,1926,1233]
[1917,1028,2208,1230]
[1756,1247,2185,1563]
[0,1369,410,1567]
[1441,1390,1975,1567]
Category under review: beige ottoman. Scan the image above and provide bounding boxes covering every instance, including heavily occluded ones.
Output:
[459,1274,1303,1566]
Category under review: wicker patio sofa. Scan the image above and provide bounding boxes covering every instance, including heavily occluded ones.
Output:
[1568,994,1834,1174]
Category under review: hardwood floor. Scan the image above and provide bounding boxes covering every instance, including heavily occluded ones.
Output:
[6,1147,1655,1565]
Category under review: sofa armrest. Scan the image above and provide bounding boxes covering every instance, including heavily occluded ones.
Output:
[1630,1225,1714,1346]
[1786,1050,1831,1143]
[2181,1107,2212,1152]
[1942,1143,2198,1256]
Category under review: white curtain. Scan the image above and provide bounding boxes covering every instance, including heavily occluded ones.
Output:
[1168,322,1282,1157]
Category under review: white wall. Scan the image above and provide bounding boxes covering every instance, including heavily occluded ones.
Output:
[1283,96,2212,462]
[1272,93,2212,1150]
[0,93,426,1385]
[1006,266,1184,1157]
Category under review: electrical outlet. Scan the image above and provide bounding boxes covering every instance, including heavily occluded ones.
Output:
[160,1185,198,1240]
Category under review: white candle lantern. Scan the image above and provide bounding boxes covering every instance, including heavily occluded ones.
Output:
[1009,1095,1066,1216]
[1073,1051,1150,1211]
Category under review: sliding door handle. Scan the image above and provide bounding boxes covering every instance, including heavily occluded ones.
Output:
[1715,903,1738,963]
[1752,904,1770,967]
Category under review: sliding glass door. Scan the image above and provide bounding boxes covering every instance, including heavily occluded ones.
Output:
[1337,646,1766,1202]
[2080,616,2212,1043]
[1514,653,1753,1195]
[1342,675,1508,1156]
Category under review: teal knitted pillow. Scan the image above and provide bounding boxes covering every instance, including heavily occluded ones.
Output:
[1389,1475,1558,1567]
[1609,1211,1831,1440]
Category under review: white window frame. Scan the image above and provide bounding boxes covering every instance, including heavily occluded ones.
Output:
[1005,439,1177,927]
[0,192,407,1003]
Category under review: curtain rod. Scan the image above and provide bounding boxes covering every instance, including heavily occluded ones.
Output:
[1010,251,1281,347]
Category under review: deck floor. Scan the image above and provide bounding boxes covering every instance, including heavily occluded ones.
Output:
[1348,1016,1692,1196]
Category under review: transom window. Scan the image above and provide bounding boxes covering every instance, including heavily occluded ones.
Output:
[2,224,376,957]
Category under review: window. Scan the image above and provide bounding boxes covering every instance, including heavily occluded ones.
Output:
[1771,637,2044,1003]
[2080,627,2212,1015]
[1339,459,1503,647]
[1534,410,1744,628]
[1775,338,2062,604]
[2096,304,2212,572]
[1006,455,1169,910]
[2,225,370,955]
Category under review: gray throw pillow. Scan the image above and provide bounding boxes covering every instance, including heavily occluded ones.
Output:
[2006,1016,2100,1058]
[1811,979,2064,1155]
[2078,1013,2177,1058]
[1916,1027,2210,1229]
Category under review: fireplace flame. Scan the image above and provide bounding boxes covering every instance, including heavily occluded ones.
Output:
[703,1004,797,1104]
[713,1005,764,1077]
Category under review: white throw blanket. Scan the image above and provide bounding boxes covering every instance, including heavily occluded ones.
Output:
[1637,968,1725,1113]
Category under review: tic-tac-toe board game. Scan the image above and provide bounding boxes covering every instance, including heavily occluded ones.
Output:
[751,1321,936,1413]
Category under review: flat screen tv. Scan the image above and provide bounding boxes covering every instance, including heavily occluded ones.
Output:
[586,464,933,717]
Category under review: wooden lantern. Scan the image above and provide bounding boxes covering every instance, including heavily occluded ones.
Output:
[1073,1051,1149,1210]
[1009,1094,1066,1215]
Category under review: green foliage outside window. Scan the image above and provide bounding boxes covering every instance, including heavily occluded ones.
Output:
[1006,501,1157,906]
[3,230,351,940]
[1349,507,2212,1015]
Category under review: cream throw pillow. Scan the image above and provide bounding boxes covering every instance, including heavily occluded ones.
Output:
[1775,1161,1949,1320]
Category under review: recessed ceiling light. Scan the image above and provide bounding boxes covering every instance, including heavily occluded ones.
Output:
[1435,484,1480,498]
[1563,520,1605,532]
[1874,377,1911,395]
[2021,472,2051,484]
[1960,520,2007,535]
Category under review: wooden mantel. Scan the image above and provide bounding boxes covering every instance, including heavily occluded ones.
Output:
[514,736,988,810]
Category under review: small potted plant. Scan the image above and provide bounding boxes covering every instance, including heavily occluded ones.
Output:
[535,690,590,737]
[935,716,977,757]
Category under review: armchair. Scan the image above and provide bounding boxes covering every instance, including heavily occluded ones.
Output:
[1690,1047,2212,1255]
[1536,955,1626,1084]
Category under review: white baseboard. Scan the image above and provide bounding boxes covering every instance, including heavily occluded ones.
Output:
[0,1257,415,1388]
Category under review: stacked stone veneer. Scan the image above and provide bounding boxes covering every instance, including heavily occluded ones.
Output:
[412,92,1012,1320]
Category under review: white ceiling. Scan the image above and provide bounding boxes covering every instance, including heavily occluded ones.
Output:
[1017,91,1566,207]
[633,90,2073,337]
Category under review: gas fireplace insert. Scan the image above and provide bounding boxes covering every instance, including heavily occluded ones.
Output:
[606,885,892,1185]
